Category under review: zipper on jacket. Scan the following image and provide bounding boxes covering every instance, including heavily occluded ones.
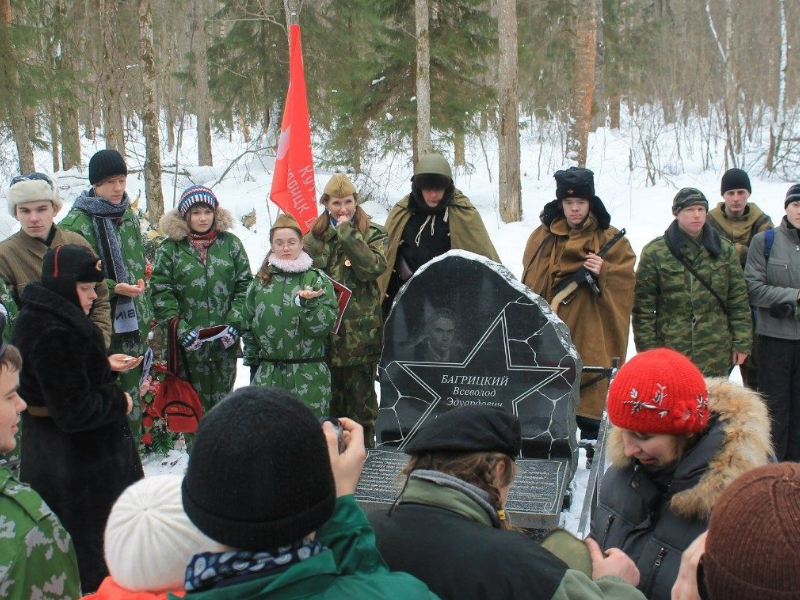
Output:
[644,546,668,596]
[603,514,615,540]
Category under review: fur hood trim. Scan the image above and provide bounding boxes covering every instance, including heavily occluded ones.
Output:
[159,207,235,240]
[607,377,773,519]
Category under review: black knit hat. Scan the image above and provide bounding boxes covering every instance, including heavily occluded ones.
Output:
[785,183,800,208]
[182,387,336,550]
[404,406,521,458]
[720,168,751,195]
[89,149,128,185]
[41,245,104,309]
[672,187,708,215]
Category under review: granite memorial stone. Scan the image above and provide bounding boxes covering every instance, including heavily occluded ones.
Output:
[356,251,582,529]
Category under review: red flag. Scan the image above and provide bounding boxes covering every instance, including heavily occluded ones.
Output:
[270,24,317,233]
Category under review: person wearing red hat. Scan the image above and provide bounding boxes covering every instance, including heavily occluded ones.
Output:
[589,348,772,600]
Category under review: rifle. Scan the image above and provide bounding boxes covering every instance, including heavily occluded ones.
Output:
[549,228,627,312]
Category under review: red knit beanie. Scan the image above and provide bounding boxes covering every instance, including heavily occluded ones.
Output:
[704,463,800,600]
[607,348,708,435]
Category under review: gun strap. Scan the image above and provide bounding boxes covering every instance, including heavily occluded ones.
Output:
[664,237,729,316]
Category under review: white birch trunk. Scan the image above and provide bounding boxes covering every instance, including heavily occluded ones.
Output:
[415,0,432,157]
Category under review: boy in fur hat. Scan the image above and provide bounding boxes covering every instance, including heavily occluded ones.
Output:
[522,167,636,461]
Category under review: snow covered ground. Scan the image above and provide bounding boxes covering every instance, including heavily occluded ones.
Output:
[1,113,792,532]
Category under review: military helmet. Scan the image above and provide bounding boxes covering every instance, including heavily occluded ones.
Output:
[414,153,453,179]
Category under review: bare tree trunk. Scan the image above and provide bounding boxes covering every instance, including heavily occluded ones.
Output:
[415,0,432,156]
[138,0,164,222]
[193,0,212,166]
[454,131,465,168]
[49,102,61,172]
[1,0,35,173]
[100,0,125,155]
[567,0,597,167]
[767,0,787,172]
[609,93,621,129]
[56,0,81,171]
[592,0,605,129]
[498,0,521,223]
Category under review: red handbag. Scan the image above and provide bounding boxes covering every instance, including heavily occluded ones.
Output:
[152,318,203,433]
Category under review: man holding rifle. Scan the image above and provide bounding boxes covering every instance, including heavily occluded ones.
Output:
[522,167,636,463]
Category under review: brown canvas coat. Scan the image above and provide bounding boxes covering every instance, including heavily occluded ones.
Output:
[377,190,500,300]
[522,214,636,419]
[0,225,112,346]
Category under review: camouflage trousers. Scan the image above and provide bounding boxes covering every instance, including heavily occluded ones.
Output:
[112,332,146,441]
[179,357,238,415]
[330,360,379,448]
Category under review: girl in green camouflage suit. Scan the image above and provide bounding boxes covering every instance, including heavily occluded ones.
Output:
[151,186,251,414]
[242,214,337,417]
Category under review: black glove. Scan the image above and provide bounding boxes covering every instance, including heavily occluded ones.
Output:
[768,302,795,319]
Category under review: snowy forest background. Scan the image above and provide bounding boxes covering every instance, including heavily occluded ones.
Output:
[2,0,800,527]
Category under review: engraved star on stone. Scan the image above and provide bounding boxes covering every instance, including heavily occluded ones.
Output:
[393,311,568,451]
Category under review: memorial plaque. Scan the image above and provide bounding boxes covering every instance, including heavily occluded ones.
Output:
[355,251,582,529]
[356,451,570,530]
[376,251,581,465]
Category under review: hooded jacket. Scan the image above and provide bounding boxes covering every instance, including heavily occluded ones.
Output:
[151,208,251,362]
[707,201,773,267]
[370,471,646,600]
[590,378,773,600]
[377,189,500,303]
[13,282,143,593]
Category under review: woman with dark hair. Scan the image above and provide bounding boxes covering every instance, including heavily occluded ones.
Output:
[590,348,772,600]
[369,406,646,600]
[241,214,337,417]
[304,174,387,445]
[12,244,143,593]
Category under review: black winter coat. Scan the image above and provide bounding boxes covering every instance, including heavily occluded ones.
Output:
[13,283,143,593]
[590,379,772,600]
[370,500,569,600]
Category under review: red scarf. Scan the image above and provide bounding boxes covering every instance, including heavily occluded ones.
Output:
[187,230,218,263]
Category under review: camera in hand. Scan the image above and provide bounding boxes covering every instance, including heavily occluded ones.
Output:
[320,416,344,454]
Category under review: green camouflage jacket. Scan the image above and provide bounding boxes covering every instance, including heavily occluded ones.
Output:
[59,197,154,348]
[151,209,252,364]
[241,258,337,416]
[304,220,388,367]
[0,466,81,600]
[0,278,18,343]
[633,222,752,376]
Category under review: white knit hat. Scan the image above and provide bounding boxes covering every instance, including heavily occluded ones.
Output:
[104,475,221,593]
[7,172,62,217]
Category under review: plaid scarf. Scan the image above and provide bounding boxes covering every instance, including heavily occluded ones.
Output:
[187,230,218,264]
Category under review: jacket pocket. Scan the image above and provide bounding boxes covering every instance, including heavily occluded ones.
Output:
[639,539,682,600]
[767,259,792,287]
